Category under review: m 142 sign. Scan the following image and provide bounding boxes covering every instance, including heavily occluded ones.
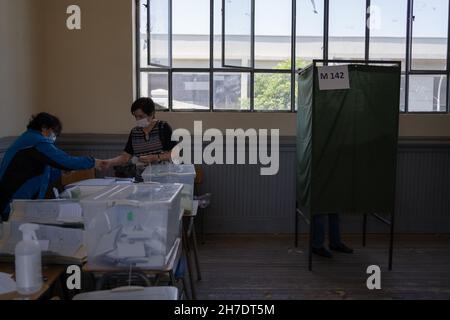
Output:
[317,65,350,91]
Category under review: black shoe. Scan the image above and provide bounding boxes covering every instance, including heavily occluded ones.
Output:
[330,243,354,254]
[312,247,333,258]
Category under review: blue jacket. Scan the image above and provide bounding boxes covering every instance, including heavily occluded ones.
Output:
[0,129,95,220]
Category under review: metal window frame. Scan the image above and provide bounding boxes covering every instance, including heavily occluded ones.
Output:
[136,0,450,113]
[404,0,413,113]
[448,0,450,114]
[135,0,142,101]
[324,0,329,62]
[290,0,297,112]
[365,0,371,62]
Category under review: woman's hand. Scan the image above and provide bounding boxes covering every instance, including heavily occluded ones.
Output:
[98,153,132,169]
[139,154,159,164]
[95,159,111,171]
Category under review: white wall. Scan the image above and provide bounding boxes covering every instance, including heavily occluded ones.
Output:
[0,0,39,137]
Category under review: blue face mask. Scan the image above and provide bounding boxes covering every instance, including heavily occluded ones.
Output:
[49,133,57,143]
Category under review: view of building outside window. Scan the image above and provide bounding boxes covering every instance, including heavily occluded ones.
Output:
[138,0,449,113]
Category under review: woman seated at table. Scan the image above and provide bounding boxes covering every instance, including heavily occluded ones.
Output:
[0,113,104,221]
[103,97,177,180]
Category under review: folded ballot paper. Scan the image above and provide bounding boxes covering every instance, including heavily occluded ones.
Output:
[88,223,173,269]
[0,221,86,265]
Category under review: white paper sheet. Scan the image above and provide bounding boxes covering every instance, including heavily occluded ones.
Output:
[0,272,16,294]
[317,65,350,91]
[56,203,83,223]
[94,227,121,257]
[117,242,146,258]
[38,240,50,251]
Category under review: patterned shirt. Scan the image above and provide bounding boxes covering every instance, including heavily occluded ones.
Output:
[124,122,164,156]
[124,120,175,156]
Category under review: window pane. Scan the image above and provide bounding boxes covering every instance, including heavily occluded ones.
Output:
[213,73,250,110]
[140,72,169,110]
[408,75,447,112]
[254,73,291,111]
[255,0,291,69]
[369,0,407,71]
[172,73,210,110]
[172,0,209,68]
[224,0,252,68]
[329,0,366,60]
[139,0,149,68]
[411,0,449,70]
[297,0,324,66]
[149,0,170,66]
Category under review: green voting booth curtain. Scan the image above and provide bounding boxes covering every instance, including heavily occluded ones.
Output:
[297,64,401,215]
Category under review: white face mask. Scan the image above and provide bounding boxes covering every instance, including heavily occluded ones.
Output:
[136,118,150,128]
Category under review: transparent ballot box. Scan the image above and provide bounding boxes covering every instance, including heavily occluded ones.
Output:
[3,200,86,264]
[142,164,196,213]
[79,183,183,269]
[10,199,84,225]
[62,178,134,200]
[0,220,84,261]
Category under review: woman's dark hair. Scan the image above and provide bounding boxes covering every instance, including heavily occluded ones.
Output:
[130,97,155,116]
[27,112,63,136]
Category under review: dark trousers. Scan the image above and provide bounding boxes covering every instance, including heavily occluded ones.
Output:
[312,213,342,248]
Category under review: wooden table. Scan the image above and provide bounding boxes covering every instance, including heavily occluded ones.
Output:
[0,263,65,300]
[82,238,187,298]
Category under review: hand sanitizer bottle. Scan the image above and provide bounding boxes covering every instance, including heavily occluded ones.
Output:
[15,223,43,295]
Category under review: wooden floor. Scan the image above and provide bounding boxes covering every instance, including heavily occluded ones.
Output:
[194,234,450,300]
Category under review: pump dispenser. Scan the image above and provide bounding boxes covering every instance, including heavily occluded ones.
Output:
[15,223,43,295]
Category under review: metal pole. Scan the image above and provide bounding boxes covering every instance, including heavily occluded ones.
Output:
[389,209,395,271]
[291,0,297,112]
[308,214,313,271]
[295,207,299,248]
[362,213,367,247]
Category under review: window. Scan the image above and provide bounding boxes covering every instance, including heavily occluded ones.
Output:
[296,0,324,66]
[254,73,292,111]
[409,75,447,112]
[173,0,210,68]
[136,0,450,113]
[140,72,169,109]
[172,73,210,110]
[411,0,448,71]
[148,0,170,67]
[255,0,292,69]
[223,0,252,68]
[213,72,250,110]
[328,0,366,60]
[369,0,408,70]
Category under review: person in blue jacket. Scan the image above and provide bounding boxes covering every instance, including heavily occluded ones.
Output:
[0,113,104,221]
